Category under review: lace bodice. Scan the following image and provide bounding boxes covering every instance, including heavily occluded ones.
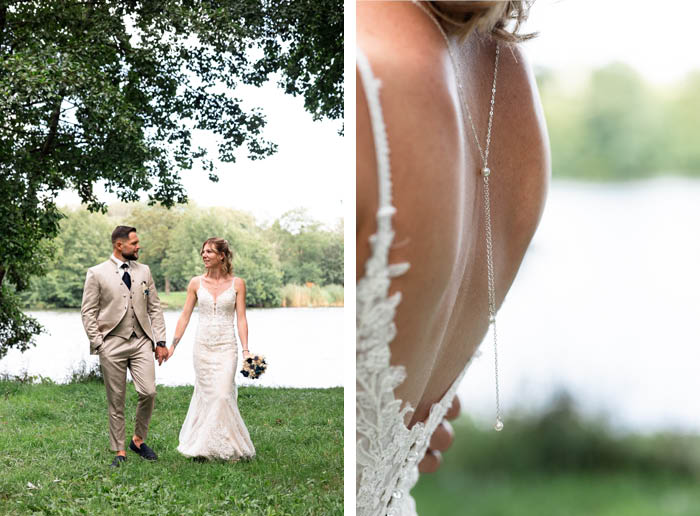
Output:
[196,280,237,347]
[356,48,470,516]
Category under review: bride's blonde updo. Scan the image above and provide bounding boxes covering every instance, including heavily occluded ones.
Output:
[426,1,535,42]
[201,237,234,276]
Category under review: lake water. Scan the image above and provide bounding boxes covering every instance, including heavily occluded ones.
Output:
[458,178,700,433]
[0,307,343,389]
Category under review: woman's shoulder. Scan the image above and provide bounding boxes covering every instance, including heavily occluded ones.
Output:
[188,276,202,291]
[233,276,245,290]
[358,2,447,80]
[357,3,460,235]
[357,2,456,137]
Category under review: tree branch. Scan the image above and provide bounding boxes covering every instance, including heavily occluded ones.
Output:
[41,91,65,157]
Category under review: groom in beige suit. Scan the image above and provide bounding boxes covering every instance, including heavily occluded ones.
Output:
[81,226,168,467]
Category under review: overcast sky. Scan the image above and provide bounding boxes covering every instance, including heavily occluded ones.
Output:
[57,74,344,227]
[521,0,700,85]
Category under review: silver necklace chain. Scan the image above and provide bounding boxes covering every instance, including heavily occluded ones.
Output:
[414,2,504,431]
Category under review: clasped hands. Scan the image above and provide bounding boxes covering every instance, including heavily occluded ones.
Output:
[155,346,168,366]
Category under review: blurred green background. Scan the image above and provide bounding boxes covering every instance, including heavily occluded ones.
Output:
[414,393,700,516]
[538,64,700,181]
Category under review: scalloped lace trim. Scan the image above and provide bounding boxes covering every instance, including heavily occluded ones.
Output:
[357,48,468,516]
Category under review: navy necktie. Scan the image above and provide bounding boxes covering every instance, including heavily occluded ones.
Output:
[121,264,131,290]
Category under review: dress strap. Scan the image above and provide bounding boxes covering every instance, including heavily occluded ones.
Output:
[357,48,397,246]
[356,47,410,353]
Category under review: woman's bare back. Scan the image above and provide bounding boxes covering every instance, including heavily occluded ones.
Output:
[357,1,549,426]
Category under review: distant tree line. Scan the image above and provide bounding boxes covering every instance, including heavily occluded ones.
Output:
[538,63,700,180]
[21,205,343,309]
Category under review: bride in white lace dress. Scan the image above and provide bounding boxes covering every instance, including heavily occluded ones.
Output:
[166,237,255,461]
[357,1,548,514]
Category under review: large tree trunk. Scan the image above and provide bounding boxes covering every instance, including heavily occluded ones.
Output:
[164,277,170,294]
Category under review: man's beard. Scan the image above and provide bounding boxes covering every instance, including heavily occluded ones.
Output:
[123,251,138,261]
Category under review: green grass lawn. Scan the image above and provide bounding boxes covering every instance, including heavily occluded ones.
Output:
[0,381,343,515]
[159,287,344,310]
[158,291,188,310]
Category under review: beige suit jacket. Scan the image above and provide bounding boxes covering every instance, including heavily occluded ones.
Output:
[81,258,167,355]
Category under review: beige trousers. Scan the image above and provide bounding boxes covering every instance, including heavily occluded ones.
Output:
[99,334,156,451]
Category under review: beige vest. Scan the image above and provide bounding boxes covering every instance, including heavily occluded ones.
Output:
[108,280,146,339]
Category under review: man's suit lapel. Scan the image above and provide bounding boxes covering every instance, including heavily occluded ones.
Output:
[109,258,131,294]
[130,264,152,339]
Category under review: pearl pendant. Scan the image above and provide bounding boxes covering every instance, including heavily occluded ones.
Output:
[494,419,504,432]
[481,167,491,177]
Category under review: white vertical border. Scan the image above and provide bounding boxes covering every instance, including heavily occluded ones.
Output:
[343,0,357,513]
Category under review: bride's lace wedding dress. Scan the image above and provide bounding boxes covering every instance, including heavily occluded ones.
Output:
[356,47,472,515]
[177,277,255,460]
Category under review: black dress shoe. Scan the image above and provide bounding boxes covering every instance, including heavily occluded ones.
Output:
[110,455,127,468]
[129,439,158,461]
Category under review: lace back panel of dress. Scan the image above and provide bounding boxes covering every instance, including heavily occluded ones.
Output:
[356,49,466,516]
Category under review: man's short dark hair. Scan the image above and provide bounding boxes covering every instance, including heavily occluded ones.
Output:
[111,226,137,244]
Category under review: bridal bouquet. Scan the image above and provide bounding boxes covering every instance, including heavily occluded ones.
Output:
[241,354,267,379]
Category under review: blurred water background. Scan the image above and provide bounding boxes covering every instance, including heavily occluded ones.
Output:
[460,178,700,433]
